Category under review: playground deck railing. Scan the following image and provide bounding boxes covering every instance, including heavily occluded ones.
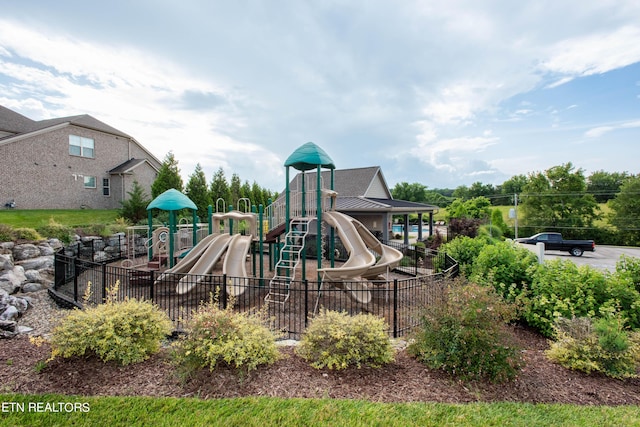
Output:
[51,249,458,340]
[264,189,333,234]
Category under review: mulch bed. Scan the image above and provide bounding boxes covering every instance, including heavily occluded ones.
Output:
[1,325,639,405]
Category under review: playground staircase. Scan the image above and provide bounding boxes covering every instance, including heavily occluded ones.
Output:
[265,217,312,309]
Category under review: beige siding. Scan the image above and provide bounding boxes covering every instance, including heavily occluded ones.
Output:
[0,124,157,209]
[365,172,390,198]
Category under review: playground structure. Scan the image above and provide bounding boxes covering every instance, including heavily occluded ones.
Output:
[117,142,421,312]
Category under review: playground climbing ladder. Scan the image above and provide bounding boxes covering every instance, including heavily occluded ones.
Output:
[265,217,312,309]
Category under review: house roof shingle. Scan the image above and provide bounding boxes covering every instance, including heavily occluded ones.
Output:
[108,158,154,174]
[0,105,36,135]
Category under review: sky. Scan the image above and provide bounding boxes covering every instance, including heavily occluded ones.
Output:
[1,1,639,193]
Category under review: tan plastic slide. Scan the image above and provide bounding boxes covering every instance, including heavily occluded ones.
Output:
[353,221,404,279]
[175,234,233,294]
[157,233,219,281]
[318,211,376,303]
[223,233,253,296]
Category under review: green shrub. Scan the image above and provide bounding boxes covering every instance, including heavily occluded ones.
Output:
[172,300,280,377]
[296,309,394,370]
[408,280,523,383]
[36,218,74,244]
[0,224,16,241]
[615,255,640,294]
[477,224,503,240]
[13,227,43,241]
[436,235,490,277]
[49,281,172,365]
[546,316,640,379]
[471,241,538,302]
[525,259,640,337]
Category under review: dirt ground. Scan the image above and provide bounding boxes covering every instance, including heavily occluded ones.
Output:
[1,324,639,406]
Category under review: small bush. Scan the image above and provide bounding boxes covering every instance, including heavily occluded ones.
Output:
[13,227,43,241]
[49,281,172,365]
[295,309,394,370]
[172,300,281,378]
[471,240,538,302]
[0,224,16,241]
[408,280,523,383]
[36,218,74,244]
[436,235,490,277]
[524,259,640,337]
[546,316,640,379]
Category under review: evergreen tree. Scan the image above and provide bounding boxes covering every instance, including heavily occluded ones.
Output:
[151,152,183,198]
[209,167,231,211]
[119,180,150,224]
[230,173,242,209]
[185,163,211,217]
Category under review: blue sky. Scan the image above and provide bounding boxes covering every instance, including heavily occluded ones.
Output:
[1,1,639,192]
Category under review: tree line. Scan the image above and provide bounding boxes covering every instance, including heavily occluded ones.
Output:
[121,152,278,223]
[392,163,640,246]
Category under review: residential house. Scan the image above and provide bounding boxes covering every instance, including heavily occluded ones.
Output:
[0,105,161,209]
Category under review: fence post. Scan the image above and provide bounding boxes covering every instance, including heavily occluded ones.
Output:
[101,263,107,303]
[393,278,398,338]
[221,274,228,309]
[73,258,79,304]
[149,270,155,303]
[101,265,107,304]
[304,279,308,329]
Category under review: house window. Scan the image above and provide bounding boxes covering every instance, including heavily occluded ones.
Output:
[83,176,96,188]
[69,135,95,158]
[102,178,110,196]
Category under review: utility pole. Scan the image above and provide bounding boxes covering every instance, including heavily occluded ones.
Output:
[514,193,518,239]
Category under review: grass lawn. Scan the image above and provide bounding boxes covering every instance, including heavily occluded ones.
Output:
[1,394,638,427]
[0,209,120,229]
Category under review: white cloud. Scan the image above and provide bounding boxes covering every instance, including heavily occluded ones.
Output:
[585,126,615,138]
[541,26,640,77]
[585,120,640,138]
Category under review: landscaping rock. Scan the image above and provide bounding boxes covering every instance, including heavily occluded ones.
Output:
[24,270,43,283]
[22,283,45,293]
[38,244,55,256]
[0,305,19,321]
[0,270,23,294]
[0,254,13,270]
[13,244,40,261]
[16,256,53,271]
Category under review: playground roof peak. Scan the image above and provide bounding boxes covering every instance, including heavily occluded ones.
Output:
[147,188,197,211]
[285,141,335,171]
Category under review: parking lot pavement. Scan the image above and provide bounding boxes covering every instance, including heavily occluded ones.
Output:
[517,244,640,271]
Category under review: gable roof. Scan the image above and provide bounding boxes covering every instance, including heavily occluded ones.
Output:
[0,107,132,140]
[109,158,158,174]
[32,114,132,138]
[285,166,437,214]
[0,105,37,134]
[289,166,392,199]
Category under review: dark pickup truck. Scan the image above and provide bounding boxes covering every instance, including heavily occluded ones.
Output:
[515,232,596,257]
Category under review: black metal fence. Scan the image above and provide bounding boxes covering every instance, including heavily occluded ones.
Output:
[52,247,458,340]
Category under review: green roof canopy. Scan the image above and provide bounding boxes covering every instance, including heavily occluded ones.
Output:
[284,142,335,171]
[147,189,197,211]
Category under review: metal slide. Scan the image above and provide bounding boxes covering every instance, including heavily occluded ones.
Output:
[175,234,233,295]
[223,234,254,296]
